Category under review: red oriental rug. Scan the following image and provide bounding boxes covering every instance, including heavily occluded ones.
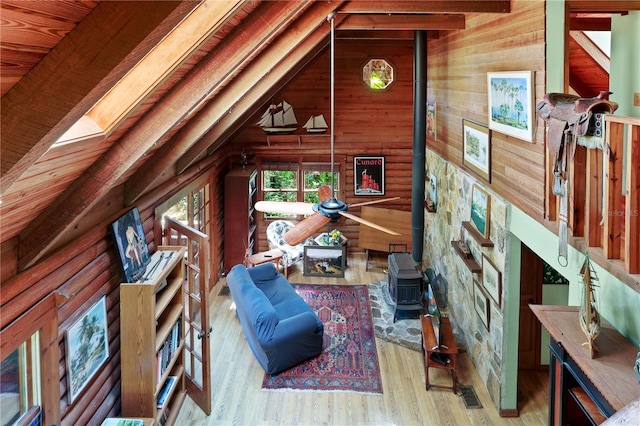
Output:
[261,284,383,395]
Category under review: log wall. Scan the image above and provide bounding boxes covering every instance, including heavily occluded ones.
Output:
[0,148,230,424]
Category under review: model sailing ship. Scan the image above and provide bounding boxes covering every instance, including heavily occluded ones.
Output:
[579,251,600,358]
[302,114,328,133]
[257,100,297,134]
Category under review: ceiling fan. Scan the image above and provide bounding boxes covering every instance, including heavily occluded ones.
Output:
[254,12,401,246]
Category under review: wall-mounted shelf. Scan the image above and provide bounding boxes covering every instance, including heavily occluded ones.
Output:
[462,221,494,247]
[451,240,481,273]
[266,134,329,147]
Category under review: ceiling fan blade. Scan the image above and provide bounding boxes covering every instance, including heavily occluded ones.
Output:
[317,185,333,202]
[349,196,400,208]
[283,212,331,245]
[254,201,315,216]
[338,211,401,235]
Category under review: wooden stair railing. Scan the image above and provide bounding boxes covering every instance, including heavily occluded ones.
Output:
[553,115,639,276]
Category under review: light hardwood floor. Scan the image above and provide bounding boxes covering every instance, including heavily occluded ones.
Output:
[176,253,548,425]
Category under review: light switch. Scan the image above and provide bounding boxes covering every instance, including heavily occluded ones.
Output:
[634,93,640,107]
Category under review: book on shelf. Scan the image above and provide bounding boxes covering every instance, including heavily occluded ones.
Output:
[157,375,178,408]
[155,315,183,383]
[101,419,145,426]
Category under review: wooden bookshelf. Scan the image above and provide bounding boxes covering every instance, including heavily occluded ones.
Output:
[121,246,186,426]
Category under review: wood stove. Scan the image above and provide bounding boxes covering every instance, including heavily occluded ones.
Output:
[387,252,424,322]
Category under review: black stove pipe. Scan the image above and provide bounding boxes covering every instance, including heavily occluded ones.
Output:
[412,30,426,265]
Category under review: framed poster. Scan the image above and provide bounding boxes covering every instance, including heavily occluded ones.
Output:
[462,119,491,183]
[303,246,346,278]
[470,185,490,238]
[473,281,490,330]
[487,71,534,142]
[65,296,109,403]
[354,156,385,196]
[482,254,502,307]
[427,100,436,140]
[110,207,151,282]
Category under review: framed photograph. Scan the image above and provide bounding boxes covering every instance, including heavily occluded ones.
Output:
[65,296,109,403]
[425,172,437,213]
[470,185,490,238]
[473,280,490,330]
[426,100,436,140]
[487,71,534,142]
[110,207,151,282]
[303,246,346,278]
[354,156,385,196]
[462,119,491,183]
[482,254,502,307]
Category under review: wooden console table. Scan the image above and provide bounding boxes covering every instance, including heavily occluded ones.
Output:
[530,305,639,425]
[421,315,459,393]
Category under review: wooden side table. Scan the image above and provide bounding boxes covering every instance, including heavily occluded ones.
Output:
[245,249,285,276]
[421,315,459,393]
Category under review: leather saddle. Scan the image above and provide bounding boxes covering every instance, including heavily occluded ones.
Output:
[536,91,618,194]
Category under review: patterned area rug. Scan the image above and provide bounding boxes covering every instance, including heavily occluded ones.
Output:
[367,280,423,352]
[261,284,383,395]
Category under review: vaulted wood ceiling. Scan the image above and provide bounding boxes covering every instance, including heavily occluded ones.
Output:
[2,0,636,271]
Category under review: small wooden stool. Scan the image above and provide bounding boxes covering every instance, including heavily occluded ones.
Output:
[245,249,285,277]
[421,315,459,393]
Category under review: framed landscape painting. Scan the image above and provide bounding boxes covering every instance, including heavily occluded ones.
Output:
[482,254,502,307]
[65,296,109,403]
[462,119,491,183]
[473,281,490,330]
[303,246,346,278]
[487,71,534,142]
[470,185,490,238]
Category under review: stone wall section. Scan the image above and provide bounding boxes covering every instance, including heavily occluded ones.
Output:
[423,149,509,406]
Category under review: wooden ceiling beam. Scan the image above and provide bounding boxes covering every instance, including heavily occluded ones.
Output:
[340,1,510,14]
[566,1,640,13]
[125,1,348,204]
[570,17,612,31]
[0,1,197,196]
[339,14,465,31]
[16,1,322,270]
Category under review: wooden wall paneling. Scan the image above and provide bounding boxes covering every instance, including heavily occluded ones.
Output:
[426,0,546,222]
[603,121,624,259]
[232,38,415,252]
[570,145,587,237]
[586,147,603,247]
[624,123,639,273]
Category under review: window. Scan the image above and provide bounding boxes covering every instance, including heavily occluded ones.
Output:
[261,162,338,218]
[1,333,42,426]
[363,59,394,90]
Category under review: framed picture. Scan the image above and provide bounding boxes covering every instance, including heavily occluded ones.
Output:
[470,185,490,238]
[425,172,437,212]
[354,156,385,196]
[426,100,436,140]
[303,246,346,278]
[110,207,151,282]
[65,296,109,403]
[482,254,502,307]
[487,71,534,142]
[462,119,491,183]
[473,280,490,330]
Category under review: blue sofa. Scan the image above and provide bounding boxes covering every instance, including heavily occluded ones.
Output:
[226,263,324,374]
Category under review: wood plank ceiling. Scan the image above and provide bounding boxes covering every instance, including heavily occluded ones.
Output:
[1,1,630,271]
